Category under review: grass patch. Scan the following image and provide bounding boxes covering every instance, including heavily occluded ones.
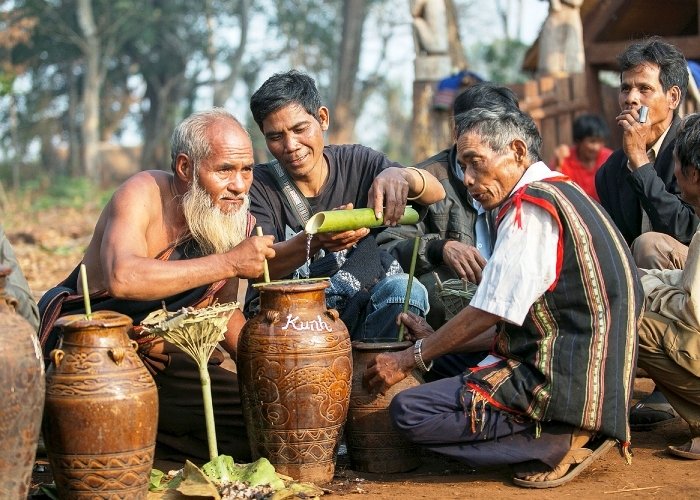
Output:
[15,176,115,212]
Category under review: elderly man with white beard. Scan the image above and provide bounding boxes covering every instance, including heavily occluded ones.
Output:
[37,108,275,462]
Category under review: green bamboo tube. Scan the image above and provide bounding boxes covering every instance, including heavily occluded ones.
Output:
[80,263,92,320]
[305,207,419,234]
[397,236,420,342]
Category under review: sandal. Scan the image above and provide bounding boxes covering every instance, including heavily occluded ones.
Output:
[668,437,700,460]
[512,430,616,489]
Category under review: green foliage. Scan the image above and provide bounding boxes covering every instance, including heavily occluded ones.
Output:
[18,175,114,211]
[150,457,323,499]
[469,38,530,84]
[201,455,283,489]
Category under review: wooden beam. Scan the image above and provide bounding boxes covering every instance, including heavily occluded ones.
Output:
[582,0,628,44]
[586,35,700,66]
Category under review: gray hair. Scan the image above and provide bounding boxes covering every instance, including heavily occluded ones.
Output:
[675,113,700,175]
[454,107,543,163]
[170,108,245,172]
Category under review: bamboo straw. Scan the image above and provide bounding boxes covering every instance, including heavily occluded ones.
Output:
[80,263,92,320]
[256,226,270,283]
[398,236,420,342]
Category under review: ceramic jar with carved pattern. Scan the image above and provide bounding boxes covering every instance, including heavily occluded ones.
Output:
[238,280,352,484]
[345,340,421,473]
[43,311,158,500]
[0,265,45,499]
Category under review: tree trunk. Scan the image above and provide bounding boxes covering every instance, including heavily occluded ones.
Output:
[77,0,102,183]
[211,0,250,108]
[68,61,81,178]
[140,74,187,171]
[10,95,20,190]
[327,0,368,145]
[444,0,468,71]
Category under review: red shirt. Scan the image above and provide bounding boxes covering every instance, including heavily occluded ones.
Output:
[551,146,612,202]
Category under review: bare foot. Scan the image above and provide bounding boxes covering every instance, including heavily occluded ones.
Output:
[521,429,592,482]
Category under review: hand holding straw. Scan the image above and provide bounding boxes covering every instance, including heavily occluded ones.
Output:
[398,236,420,342]
[80,263,92,320]
[255,226,271,283]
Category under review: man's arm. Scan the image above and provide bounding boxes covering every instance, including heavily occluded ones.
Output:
[97,173,274,300]
[368,167,445,225]
[365,196,560,392]
[627,157,700,245]
[363,305,500,393]
[643,229,700,329]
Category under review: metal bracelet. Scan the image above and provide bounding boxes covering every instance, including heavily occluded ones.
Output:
[406,166,427,201]
[413,338,433,373]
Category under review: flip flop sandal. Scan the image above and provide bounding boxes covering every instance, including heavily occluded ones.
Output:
[512,436,616,489]
[629,402,680,431]
[668,437,700,460]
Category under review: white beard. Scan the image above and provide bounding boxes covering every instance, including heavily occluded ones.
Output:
[182,179,250,256]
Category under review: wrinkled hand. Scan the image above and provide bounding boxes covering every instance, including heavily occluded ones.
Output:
[313,203,369,253]
[396,311,434,342]
[442,241,487,284]
[362,349,413,394]
[617,108,651,169]
[367,169,409,226]
[229,235,275,279]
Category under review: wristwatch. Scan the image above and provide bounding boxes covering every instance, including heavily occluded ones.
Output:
[413,338,433,374]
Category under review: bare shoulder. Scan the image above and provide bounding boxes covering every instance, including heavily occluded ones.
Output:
[112,170,174,203]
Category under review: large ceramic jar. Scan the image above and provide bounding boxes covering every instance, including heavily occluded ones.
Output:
[238,281,352,484]
[345,340,421,473]
[43,311,158,500]
[0,265,45,499]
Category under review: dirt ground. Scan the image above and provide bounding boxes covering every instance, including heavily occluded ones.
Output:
[6,205,699,500]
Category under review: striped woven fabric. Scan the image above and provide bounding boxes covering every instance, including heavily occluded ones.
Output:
[463,178,643,445]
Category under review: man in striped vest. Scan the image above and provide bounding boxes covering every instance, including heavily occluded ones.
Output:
[363,104,643,488]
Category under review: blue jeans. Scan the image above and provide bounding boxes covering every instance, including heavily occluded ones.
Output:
[354,273,429,341]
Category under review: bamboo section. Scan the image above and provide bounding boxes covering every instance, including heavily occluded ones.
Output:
[305,207,419,234]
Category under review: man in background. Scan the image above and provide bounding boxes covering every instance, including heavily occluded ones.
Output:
[551,113,612,202]
[595,37,698,430]
[637,112,700,459]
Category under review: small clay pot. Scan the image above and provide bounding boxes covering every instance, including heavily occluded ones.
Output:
[43,311,158,500]
[238,280,352,484]
[345,340,421,473]
[0,266,45,499]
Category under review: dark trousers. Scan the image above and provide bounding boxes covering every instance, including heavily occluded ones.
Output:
[142,342,251,463]
[389,375,574,469]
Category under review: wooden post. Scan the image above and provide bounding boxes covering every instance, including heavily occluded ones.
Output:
[412,55,452,164]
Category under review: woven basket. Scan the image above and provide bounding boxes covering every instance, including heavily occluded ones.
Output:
[433,272,478,320]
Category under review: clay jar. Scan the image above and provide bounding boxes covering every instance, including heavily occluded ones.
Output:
[0,266,45,499]
[43,311,158,500]
[238,281,352,484]
[345,340,421,473]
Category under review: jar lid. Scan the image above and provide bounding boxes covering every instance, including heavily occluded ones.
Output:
[55,310,133,330]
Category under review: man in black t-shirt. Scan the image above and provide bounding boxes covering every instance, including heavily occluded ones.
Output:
[246,70,445,340]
